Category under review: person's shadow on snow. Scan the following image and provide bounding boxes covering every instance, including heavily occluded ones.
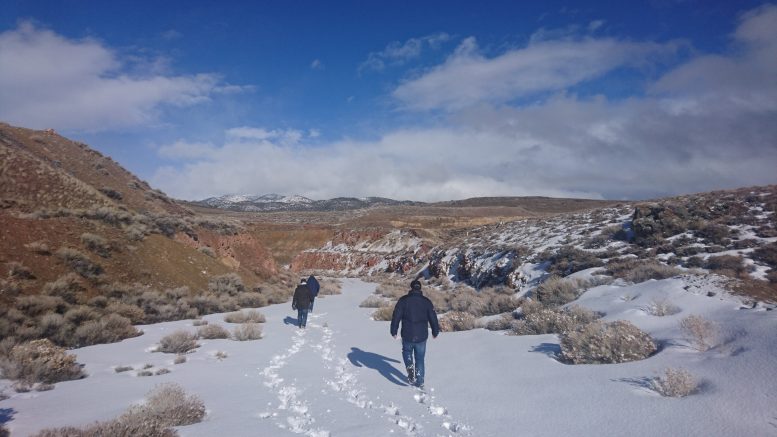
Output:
[347,347,408,386]
[283,316,298,326]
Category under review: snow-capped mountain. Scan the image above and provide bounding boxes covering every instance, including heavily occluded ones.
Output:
[195,194,417,212]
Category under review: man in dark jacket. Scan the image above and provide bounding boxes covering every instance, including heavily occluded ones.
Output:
[292,278,312,329]
[390,279,440,388]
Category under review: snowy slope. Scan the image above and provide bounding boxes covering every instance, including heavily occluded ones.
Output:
[2,278,776,436]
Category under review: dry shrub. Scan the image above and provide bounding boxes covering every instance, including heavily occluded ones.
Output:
[42,273,84,304]
[606,258,680,283]
[80,233,112,257]
[7,261,34,280]
[192,319,208,327]
[55,247,103,279]
[546,246,604,276]
[155,368,170,375]
[105,302,146,324]
[360,295,389,308]
[704,255,746,277]
[125,222,150,241]
[174,355,186,364]
[651,367,699,397]
[0,279,21,297]
[372,306,394,321]
[375,281,407,299]
[115,366,133,373]
[224,309,265,324]
[208,273,245,296]
[485,314,517,331]
[560,320,657,364]
[15,294,68,317]
[74,314,140,347]
[448,289,485,315]
[680,315,719,351]
[197,323,230,339]
[158,331,199,354]
[513,301,602,335]
[24,241,51,255]
[752,242,777,268]
[236,292,268,308]
[0,339,85,384]
[645,297,681,316]
[439,311,476,332]
[535,276,587,307]
[319,278,343,295]
[64,306,99,325]
[232,323,263,341]
[198,246,216,258]
[33,383,206,437]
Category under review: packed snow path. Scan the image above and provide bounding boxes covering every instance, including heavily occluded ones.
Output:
[2,278,776,436]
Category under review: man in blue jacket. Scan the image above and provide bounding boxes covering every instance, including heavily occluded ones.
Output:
[390,279,440,389]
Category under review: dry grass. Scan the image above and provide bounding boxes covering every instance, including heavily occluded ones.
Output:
[439,311,477,332]
[606,258,681,283]
[645,297,681,316]
[360,295,389,308]
[535,276,587,307]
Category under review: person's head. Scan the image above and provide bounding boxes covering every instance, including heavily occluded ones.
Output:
[300,278,307,284]
[410,279,422,291]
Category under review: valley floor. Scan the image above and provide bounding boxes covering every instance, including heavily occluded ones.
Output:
[2,278,776,436]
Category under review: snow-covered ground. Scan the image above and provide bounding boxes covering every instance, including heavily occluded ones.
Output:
[2,278,776,436]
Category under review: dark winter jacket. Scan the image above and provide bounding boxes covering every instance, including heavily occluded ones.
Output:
[390,290,440,343]
[292,284,312,310]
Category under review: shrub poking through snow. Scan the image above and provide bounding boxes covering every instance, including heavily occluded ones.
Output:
[485,314,517,331]
[605,258,680,283]
[232,323,262,341]
[215,351,228,360]
[512,301,602,335]
[237,292,268,308]
[645,298,681,316]
[560,320,657,364]
[0,339,85,385]
[224,309,265,324]
[192,319,208,326]
[174,355,187,365]
[439,311,477,332]
[535,276,587,307]
[33,383,207,436]
[319,278,343,295]
[372,306,394,321]
[158,331,199,354]
[680,315,719,351]
[73,314,140,347]
[115,366,133,373]
[651,367,699,397]
[197,323,230,339]
[545,246,604,276]
[360,295,388,308]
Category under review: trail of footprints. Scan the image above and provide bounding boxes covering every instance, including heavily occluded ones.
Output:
[259,313,470,436]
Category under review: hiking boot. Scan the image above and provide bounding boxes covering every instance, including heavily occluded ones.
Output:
[406,366,416,385]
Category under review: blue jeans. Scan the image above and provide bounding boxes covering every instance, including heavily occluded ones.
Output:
[401,340,427,386]
[309,298,315,312]
[297,308,309,327]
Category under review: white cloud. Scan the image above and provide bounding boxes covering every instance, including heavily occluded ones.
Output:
[0,21,246,131]
[157,140,216,160]
[310,59,324,70]
[393,35,680,111]
[359,32,450,73]
[152,5,777,202]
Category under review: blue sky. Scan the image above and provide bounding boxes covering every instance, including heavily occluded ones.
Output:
[1,1,776,201]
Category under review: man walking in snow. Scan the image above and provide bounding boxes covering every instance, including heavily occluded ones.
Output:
[292,278,312,329]
[390,279,440,389]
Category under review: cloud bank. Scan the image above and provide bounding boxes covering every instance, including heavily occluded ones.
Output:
[153,5,777,202]
[0,22,246,131]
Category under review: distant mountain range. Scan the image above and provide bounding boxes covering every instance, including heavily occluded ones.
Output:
[194,194,421,212]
